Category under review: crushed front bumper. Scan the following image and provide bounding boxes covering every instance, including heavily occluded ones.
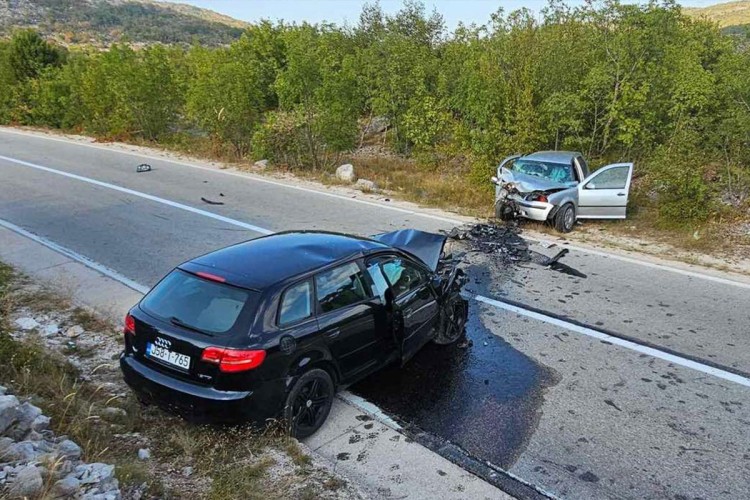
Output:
[510,197,555,222]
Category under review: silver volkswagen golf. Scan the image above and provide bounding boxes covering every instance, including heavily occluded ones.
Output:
[491,151,634,232]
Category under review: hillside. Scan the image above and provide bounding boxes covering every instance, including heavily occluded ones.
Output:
[684,1,750,32]
[0,0,249,46]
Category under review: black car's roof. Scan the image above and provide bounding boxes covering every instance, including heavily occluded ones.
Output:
[180,231,391,290]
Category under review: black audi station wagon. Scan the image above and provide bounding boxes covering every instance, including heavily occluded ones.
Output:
[120,230,467,437]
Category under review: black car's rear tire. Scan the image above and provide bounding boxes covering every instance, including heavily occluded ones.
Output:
[283,368,334,439]
[554,203,576,233]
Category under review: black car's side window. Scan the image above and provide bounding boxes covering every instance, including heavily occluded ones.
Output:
[279,280,313,326]
[370,257,426,299]
[315,262,370,314]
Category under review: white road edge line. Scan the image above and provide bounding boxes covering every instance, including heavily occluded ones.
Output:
[474,294,750,388]
[3,131,750,289]
[0,218,150,294]
[0,128,462,225]
[0,155,274,236]
[556,242,750,290]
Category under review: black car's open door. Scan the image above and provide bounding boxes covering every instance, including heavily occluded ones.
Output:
[366,254,440,365]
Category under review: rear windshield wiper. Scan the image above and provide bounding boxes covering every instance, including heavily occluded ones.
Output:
[170,316,212,336]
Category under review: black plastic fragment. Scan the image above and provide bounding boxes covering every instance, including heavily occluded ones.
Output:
[200,197,224,205]
[136,163,152,173]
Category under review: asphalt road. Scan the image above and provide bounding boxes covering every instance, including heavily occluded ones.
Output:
[2,128,749,500]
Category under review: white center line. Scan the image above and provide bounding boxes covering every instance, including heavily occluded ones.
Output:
[0,155,273,236]
[474,294,750,388]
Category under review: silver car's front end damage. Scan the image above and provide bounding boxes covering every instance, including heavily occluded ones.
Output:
[493,167,576,222]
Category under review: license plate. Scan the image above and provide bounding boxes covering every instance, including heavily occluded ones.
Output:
[147,343,191,370]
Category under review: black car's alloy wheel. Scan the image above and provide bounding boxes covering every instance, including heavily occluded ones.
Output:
[284,368,334,438]
[434,297,468,345]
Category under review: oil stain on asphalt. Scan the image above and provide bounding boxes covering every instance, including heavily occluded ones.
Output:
[352,264,559,470]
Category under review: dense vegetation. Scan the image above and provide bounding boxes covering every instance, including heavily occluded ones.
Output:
[0,0,245,46]
[1,0,749,228]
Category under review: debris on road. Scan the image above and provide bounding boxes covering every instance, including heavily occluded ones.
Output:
[541,248,569,267]
[136,163,152,173]
[445,223,531,265]
[445,222,587,277]
[200,197,224,205]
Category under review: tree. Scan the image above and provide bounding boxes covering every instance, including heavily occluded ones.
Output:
[8,30,65,82]
[186,23,284,157]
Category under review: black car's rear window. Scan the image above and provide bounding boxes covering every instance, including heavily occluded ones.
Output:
[140,270,256,335]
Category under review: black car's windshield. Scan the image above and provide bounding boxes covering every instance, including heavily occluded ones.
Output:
[513,159,575,184]
[140,270,256,335]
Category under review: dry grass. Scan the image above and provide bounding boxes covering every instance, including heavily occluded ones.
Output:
[684,1,750,27]
[289,154,493,217]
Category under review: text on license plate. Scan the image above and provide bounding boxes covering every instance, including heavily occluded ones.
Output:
[147,343,191,370]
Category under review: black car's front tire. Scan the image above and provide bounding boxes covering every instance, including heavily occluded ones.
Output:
[284,368,334,438]
[433,297,469,345]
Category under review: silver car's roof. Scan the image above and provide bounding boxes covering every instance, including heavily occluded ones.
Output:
[522,151,581,164]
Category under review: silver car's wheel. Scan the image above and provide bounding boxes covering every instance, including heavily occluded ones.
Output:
[554,203,576,233]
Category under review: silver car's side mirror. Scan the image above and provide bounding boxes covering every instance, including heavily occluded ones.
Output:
[491,176,499,185]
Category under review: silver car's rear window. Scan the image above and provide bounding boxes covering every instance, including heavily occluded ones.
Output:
[140,270,255,335]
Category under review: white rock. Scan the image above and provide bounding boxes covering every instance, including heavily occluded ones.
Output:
[254,159,269,169]
[0,395,20,434]
[336,164,356,183]
[31,414,50,432]
[137,448,150,460]
[355,178,378,192]
[7,465,43,498]
[42,323,60,336]
[364,116,390,134]
[53,475,80,497]
[65,325,84,338]
[77,463,115,485]
[101,407,127,422]
[58,439,82,459]
[14,317,39,331]
[6,402,42,440]
[4,441,42,461]
[181,466,194,477]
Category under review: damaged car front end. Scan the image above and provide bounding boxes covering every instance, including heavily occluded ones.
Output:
[372,229,469,346]
[491,151,634,233]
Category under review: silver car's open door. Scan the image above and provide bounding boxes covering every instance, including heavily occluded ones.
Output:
[577,162,634,219]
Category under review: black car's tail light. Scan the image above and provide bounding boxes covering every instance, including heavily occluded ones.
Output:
[201,347,266,373]
[124,313,136,336]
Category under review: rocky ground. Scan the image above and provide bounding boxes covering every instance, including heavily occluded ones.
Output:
[0,267,365,499]
[0,390,120,499]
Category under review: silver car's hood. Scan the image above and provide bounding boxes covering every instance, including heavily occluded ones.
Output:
[499,168,575,192]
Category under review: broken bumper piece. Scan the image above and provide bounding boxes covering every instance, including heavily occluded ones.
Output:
[512,198,555,222]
